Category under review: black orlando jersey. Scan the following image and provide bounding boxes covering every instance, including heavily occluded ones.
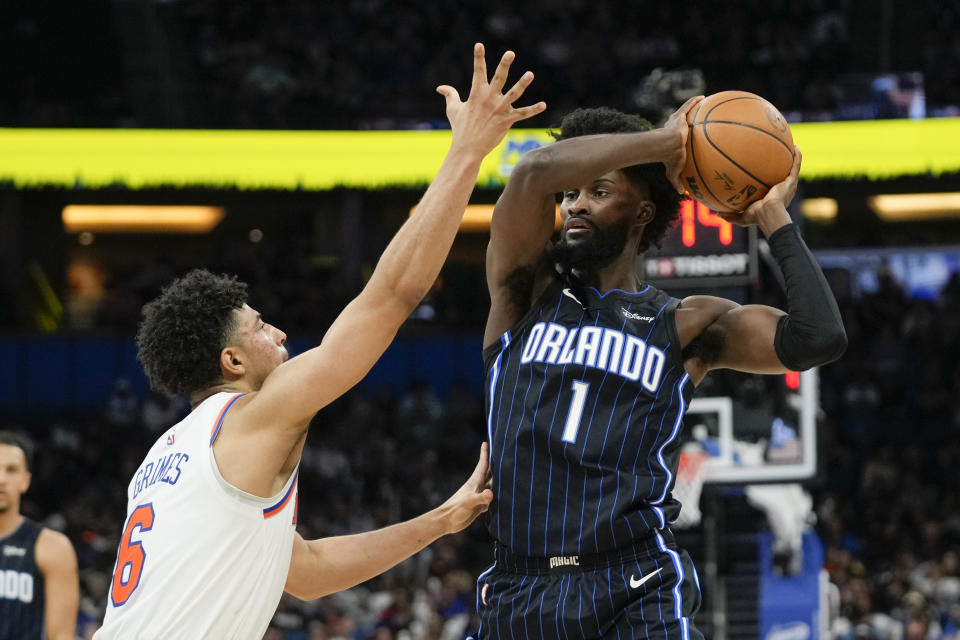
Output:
[483,276,694,557]
[0,517,45,640]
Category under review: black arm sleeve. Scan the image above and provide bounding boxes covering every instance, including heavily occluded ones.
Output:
[768,223,848,370]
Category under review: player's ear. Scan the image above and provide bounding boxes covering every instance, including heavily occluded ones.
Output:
[637,200,655,225]
[220,347,245,378]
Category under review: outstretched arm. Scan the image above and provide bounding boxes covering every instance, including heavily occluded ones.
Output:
[284,444,494,600]
[484,98,701,346]
[218,45,545,495]
[680,149,847,383]
[36,529,79,640]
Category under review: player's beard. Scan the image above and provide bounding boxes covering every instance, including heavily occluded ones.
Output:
[549,216,632,273]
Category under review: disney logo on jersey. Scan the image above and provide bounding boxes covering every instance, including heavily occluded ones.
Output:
[520,322,667,392]
[131,451,190,501]
[621,307,654,322]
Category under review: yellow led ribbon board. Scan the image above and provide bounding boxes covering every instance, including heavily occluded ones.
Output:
[0,119,957,190]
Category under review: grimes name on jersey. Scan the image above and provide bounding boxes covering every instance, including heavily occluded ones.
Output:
[521,322,666,392]
[131,451,189,501]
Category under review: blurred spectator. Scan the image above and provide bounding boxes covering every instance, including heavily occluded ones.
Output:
[12,371,492,637]
[2,3,960,633]
[3,1,959,128]
[140,390,189,435]
[104,378,139,430]
[7,262,958,637]
[819,269,960,639]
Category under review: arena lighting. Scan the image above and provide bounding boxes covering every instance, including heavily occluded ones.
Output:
[0,128,556,190]
[867,192,960,221]
[1,118,958,190]
[62,205,225,233]
[410,204,562,232]
[788,117,960,179]
[431,199,838,231]
[801,197,838,222]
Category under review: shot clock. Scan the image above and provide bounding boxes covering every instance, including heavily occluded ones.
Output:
[642,199,758,288]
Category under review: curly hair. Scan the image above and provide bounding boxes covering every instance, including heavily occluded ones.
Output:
[136,269,248,396]
[551,107,686,252]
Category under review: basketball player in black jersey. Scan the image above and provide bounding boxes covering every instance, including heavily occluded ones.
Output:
[0,431,79,640]
[473,99,847,639]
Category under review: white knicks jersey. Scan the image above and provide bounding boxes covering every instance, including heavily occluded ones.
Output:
[96,392,299,639]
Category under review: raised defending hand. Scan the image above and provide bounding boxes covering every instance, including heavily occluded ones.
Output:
[662,95,705,194]
[436,442,494,535]
[436,43,547,158]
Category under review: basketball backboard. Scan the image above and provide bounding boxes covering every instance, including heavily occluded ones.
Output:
[685,368,818,483]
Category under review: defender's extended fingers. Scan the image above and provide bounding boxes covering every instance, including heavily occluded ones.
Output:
[471,43,487,92]
[436,85,462,107]
[470,443,491,484]
[489,50,516,93]
[510,101,547,122]
[502,70,535,105]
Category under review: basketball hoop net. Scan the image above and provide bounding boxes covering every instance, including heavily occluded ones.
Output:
[672,449,711,529]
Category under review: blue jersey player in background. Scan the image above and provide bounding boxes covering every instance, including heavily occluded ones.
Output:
[0,431,79,640]
[474,97,847,639]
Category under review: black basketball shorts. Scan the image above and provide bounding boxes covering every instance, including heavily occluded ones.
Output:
[470,531,704,640]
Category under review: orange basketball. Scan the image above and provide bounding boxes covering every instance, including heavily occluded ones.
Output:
[680,91,794,213]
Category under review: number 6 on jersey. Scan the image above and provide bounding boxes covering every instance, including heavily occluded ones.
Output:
[561,380,590,444]
[111,503,155,606]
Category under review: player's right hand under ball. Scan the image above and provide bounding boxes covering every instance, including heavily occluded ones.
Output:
[716,146,802,237]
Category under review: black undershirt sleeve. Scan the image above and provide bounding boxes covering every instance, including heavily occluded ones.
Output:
[767,223,847,370]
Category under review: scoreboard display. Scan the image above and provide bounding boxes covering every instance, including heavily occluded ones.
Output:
[641,200,758,287]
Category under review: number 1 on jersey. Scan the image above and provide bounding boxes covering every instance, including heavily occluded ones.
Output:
[561,380,590,444]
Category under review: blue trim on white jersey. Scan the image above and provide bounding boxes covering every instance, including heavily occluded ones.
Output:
[209,393,245,446]
[263,468,299,517]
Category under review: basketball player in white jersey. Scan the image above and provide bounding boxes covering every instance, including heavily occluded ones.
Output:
[95,44,545,639]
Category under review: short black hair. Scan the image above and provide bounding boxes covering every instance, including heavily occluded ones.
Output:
[136,269,248,396]
[551,107,685,253]
[0,431,34,473]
